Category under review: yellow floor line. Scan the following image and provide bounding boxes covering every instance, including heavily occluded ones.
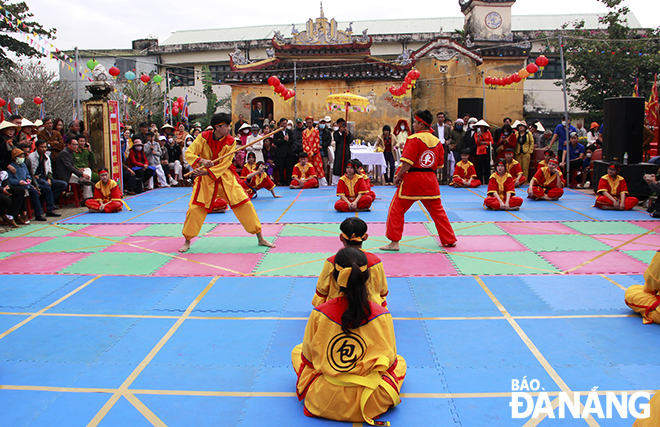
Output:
[416,201,432,222]
[0,275,102,340]
[119,193,189,224]
[474,275,601,427]
[592,235,658,249]
[497,222,578,235]
[275,190,303,223]
[124,393,168,427]
[0,223,81,243]
[599,274,629,291]
[86,276,219,427]
[563,224,660,274]
[547,199,599,221]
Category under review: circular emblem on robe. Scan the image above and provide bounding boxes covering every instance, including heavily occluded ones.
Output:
[419,150,436,168]
[327,332,367,372]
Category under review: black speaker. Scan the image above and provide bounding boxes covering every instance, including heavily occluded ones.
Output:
[602,97,644,164]
[592,160,657,199]
[458,98,483,120]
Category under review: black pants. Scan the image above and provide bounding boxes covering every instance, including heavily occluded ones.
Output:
[276,156,295,185]
[0,188,22,218]
[37,178,67,211]
[123,168,137,192]
[476,154,491,184]
[384,151,395,183]
[133,168,155,193]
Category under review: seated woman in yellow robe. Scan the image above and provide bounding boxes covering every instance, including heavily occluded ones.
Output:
[313,217,388,308]
[625,250,660,325]
[292,247,406,425]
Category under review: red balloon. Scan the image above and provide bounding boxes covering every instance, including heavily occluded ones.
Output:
[109,66,120,77]
[140,74,150,83]
[172,107,180,116]
[267,76,280,86]
[526,63,539,74]
[512,74,522,83]
[536,55,549,67]
[274,84,286,94]
[0,98,5,107]
[33,97,43,105]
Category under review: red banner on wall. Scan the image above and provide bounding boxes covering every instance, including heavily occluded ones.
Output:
[108,100,122,185]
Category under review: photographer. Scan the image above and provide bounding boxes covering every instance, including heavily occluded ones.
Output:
[644,172,660,218]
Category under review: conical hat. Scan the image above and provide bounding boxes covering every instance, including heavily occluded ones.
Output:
[474,119,490,128]
[0,121,18,130]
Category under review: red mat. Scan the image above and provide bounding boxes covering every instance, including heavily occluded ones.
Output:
[202,223,283,237]
[443,235,527,252]
[378,252,459,276]
[68,224,149,237]
[154,253,263,276]
[0,252,91,274]
[102,236,184,253]
[268,236,342,254]
[497,222,577,235]
[629,221,660,233]
[538,251,648,275]
[591,234,660,251]
[364,223,431,237]
[0,236,52,252]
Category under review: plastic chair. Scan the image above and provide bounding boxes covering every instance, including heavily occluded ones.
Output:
[59,182,82,208]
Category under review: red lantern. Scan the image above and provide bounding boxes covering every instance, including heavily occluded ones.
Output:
[412,69,421,80]
[177,97,184,103]
[140,74,150,84]
[289,90,295,98]
[267,76,280,86]
[485,77,492,85]
[389,86,396,95]
[402,83,409,90]
[172,107,180,116]
[109,66,120,77]
[404,75,412,84]
[33,97,43,105]
[498,77,505,86]
[535,55,549,67]
[512,74,522,83]
[0,98,5,107]
[274,84,286,94]
[526,63,539,74]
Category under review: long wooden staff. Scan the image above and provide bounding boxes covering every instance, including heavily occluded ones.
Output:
[183,127,283,178]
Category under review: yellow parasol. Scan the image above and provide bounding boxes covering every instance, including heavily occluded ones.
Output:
[325,92,371,121]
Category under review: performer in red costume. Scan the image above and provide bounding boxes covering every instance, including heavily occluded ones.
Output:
[85,168,124,213]
[528,158,564,201]
[594,162,638,210]
[240,152,281,199]
[380,110,457,250]
[484,159,524,210]
[451,148,481,187]
[290,152,319,189]
[302,116,326,185]
[504,148,526,186]
[335,159,373,212]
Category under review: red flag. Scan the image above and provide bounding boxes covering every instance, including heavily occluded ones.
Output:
[7,102,12,115]
[0,108,4,122]
[646,74,658,129]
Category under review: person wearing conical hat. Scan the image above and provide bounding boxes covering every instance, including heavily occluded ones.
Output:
[471,119,493,184]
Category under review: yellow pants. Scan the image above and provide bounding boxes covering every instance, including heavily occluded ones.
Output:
[516,153,531,179]
[182,202,262,240]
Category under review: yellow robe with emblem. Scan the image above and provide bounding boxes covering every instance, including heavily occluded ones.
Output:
[292,297,406,423]
[625,251,660,325]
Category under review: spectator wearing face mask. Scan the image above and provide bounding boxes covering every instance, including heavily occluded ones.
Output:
[125,139,155,193]
[181,135,194,179]
[246,124,264,163]
[274,118,295,185]
[494,124,515,161]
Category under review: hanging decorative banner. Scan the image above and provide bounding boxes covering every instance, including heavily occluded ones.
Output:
[326,103,371,113]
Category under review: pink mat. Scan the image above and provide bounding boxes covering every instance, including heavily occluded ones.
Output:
[69,224,149,237]
[378,252,459,276]
[269,236,342,254]
[0,252,91,274]
[0,236,52,252]
[591,234,660,251]
[154,253,264,276]
[538,251,649,275]
[443,235,527,252]
[497,222,577,236]
[203,223,283,237]
[629,221,660,233]
[364,223,431,237]
[102,237,184,253]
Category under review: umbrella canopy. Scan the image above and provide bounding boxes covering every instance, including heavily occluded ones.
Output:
[325,93,370,106]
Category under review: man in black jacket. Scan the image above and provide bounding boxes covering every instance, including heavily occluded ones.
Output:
[274,118,294,185]
[292,118,304,156]
[332,118,353,184]
[54,137,93,199]
[319,116,333,181]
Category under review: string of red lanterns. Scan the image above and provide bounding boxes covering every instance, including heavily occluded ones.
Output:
[485,55,548,89]
[267,76,295,101]
[388,68,420,99]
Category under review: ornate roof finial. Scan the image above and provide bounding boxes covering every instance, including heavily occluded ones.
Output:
[320,1,324,18]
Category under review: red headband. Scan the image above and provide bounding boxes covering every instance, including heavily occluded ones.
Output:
[548,158,558,165]
[415,115,431,128]
[608,164,620,171]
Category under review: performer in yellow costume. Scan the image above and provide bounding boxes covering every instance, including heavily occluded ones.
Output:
[292,247,406,425]
[625,250,660,325]
[313,217,388,308]
[179,113,275,252]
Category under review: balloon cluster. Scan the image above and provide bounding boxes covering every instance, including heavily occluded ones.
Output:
[171,97,185,116]
[388,69,421,98]
[86,59,164,85]
[267,76,295,101]
[485,55,549,89]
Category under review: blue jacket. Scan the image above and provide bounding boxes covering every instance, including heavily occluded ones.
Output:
[7,161,32,188]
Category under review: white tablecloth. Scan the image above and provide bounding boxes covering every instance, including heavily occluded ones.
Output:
[350,148,387,170]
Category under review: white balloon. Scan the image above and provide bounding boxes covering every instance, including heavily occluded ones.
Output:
[13,97,24,105]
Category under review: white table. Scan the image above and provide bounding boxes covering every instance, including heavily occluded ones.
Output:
[350,147,387,183]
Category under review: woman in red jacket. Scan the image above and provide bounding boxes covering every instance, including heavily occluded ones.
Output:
[125,138,155,193]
